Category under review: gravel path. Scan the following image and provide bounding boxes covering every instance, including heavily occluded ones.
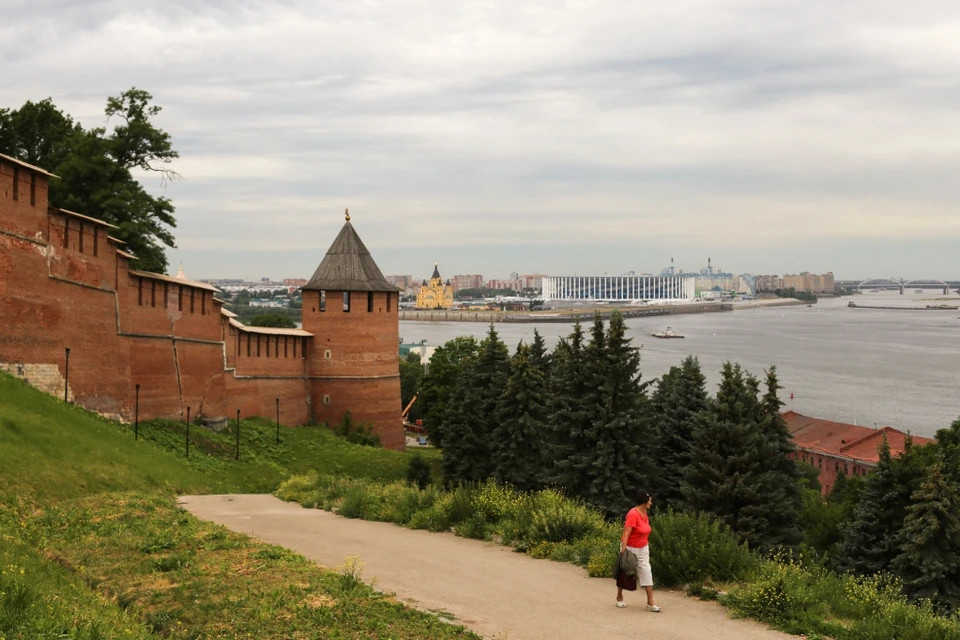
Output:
[179,494,795,640]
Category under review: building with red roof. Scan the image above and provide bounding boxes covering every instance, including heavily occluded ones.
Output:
[782,411,936,494]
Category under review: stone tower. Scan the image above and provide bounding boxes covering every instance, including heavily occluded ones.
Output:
[301,211,404,450]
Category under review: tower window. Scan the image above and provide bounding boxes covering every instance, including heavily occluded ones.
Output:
[151,280,156,307]
[368,292,374,312]
[30,174,36,206]
[343,291,350,312]
[12,167,19,201]
[320,290,326,312]
[387,292,392,312]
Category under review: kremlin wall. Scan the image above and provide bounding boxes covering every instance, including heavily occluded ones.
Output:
[0,153,405,450]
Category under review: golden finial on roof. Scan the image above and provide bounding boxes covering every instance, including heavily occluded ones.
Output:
[345,208,350,222]
[176,263,187,280]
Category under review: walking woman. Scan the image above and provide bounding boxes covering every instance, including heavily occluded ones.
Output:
[616,490,660,612]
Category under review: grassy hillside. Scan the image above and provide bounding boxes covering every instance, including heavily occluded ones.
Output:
[0,372,473,639]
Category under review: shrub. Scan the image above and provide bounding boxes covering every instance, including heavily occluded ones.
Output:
[456,514,491,540]
[407,453,432,489]
[335,411,381,447]
[650,510,756,587]
[524,490,606,545]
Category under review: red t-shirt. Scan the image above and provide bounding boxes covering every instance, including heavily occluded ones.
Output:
[625,508,651,548]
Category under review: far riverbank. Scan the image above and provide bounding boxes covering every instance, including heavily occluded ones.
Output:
[399,299,806,323]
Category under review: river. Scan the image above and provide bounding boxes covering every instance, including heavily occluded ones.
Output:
[401,292,960,438]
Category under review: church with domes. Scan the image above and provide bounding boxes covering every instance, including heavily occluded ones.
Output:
[415,263,454,309]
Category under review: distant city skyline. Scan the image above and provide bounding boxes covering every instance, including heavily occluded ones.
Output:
[177,237,960,284]
[4,1,960,281]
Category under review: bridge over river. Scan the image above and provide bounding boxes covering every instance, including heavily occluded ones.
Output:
[836,278,960,295]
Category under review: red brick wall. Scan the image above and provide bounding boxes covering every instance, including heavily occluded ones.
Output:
[1,158,404,449]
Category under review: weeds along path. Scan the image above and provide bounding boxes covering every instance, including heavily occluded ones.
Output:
[180,494,793,640]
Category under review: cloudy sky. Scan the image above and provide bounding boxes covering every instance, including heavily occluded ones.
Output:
[3,0,960,281]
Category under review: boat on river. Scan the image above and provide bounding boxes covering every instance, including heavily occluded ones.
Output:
[652,326,684,339]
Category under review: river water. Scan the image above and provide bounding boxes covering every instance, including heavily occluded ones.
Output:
[401,292,960,438]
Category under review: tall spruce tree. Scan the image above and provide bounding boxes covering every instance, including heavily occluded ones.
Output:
[834,435,928,575]
[543,323,592,491]
[757,367,804,547]
[891,460,960,614]
[552,312,653,516]
[652,356,709,509]
[440,325,509,485]
[492,344,548,491]
[682,362,801,551]
[529,328,551,374]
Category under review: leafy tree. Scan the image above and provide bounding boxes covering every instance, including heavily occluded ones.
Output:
[682,362,802,551]
[491,344,548,491]
[0,98,82,169]
[798,471,863,559]
[418,336,479,448]
[651,356,709,509]
[891,460,960,614]
[1,88,180,273]
[441,325,509,485]
[399,352,424,422]
[247,313,296,328]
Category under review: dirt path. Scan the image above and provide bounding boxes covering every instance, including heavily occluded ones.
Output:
[180,494,794,640]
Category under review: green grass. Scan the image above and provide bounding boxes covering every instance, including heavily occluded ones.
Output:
[0,372,477,640]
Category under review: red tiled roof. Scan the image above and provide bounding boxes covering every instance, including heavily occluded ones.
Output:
[782,411,935,465]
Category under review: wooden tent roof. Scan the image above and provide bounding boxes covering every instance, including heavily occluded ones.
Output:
[302,219,400,293]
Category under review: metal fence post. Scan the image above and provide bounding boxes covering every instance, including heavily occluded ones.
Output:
[236,409,240,461]
[276,397,280,445]
[64,347,70,403]
[186,406,191,458]
[134,384,140,440]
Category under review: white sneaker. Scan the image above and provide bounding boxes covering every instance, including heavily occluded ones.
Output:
[616,600,626,608]
[645,605,661,613]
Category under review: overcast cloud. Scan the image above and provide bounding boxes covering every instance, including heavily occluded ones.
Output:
[2,0,959,280]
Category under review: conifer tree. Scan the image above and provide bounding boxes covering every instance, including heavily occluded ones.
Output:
[891,460,960,614]
[652,356,708,509]
[492,344,548,491]
[543,323,591,490]
[756,367,804,547]
[834,435,930,575]
[529,328,551,373]
[682,362,801,551]
[440,325,509,485]
[552,312,653,516]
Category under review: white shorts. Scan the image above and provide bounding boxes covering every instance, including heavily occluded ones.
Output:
[627,545,653,587]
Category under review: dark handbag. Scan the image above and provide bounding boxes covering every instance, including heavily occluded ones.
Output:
[615,567,638,591]
[613,552,638,591]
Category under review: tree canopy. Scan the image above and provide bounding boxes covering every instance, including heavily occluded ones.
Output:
[0,88,180,273]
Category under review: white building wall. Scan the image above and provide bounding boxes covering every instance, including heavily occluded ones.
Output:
[541,275,696,302]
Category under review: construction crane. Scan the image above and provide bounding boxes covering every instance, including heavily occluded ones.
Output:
[402,395,426,433]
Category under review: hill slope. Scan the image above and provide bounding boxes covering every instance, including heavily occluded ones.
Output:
[0,372,472,639]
